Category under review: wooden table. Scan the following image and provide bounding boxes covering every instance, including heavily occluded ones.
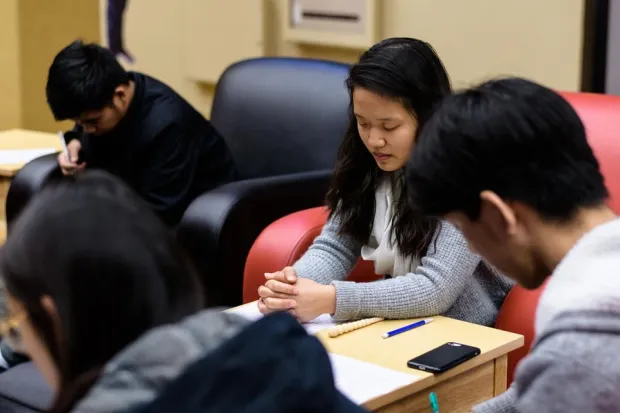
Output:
[317,316,523,412]
[0,129,61,242]
[232,302,523,413]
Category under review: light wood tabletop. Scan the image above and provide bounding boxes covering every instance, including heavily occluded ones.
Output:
[316,316,523,412]
[0,129,61,177]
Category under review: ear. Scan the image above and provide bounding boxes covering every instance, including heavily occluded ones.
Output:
[479,190,518,236]
[114,85,127,100]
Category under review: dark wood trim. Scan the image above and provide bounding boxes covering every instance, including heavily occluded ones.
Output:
[581,0,610,92]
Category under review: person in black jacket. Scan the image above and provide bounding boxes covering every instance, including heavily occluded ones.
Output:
[46,40,238,226]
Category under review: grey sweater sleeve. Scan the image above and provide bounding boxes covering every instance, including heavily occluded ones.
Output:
[293,215,362,284]
[512,332,620,413]
[296,218,483,321]
[472,385,517,413]
[475,326,620,413]
[330,222,482,320]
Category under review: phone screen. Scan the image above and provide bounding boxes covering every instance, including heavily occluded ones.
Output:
[407,342,480,372]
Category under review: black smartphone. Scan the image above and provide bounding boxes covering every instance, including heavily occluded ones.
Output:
[407,342,480,373]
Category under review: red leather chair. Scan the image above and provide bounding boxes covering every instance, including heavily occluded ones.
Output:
[494,283,546,384]
[563,92,620,213]
[243,91,620,384]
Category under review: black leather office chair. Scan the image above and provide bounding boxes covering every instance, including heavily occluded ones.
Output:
[178,57,351,307]
[5,155,61,233]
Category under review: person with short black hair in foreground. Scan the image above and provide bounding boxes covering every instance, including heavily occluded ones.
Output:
[406,77,620,412]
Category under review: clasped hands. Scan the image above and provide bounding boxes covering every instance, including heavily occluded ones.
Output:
[257,267,336,322]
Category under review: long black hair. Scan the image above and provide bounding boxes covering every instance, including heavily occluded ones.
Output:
[326,37,452,258]
[0,171,203,412]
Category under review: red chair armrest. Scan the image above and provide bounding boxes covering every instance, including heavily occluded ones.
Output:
[243,207,329,303]
[243,207,379,303]
[494,282,546,385]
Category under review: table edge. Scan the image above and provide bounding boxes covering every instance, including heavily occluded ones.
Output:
[362,334,523,409]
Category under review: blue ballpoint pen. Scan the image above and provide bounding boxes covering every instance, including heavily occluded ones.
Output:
[429,392,439,413]
[382,318,434,339]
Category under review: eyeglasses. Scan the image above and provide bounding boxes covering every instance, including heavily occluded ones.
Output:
[0,312,25,341]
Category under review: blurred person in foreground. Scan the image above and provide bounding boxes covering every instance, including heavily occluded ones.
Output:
[0,171,367,413]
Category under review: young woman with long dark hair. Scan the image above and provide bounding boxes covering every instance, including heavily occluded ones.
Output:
[257,38,514,325]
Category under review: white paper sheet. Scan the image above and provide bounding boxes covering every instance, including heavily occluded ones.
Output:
[0,148,58,165]
[329,353,419,405]
[230,305,418,405]
[303,313,337,334]
[229,303,337,334]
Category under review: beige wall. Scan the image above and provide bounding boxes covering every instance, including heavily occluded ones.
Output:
[101,0,216,120]
[19,0,101,132]
[0,0,21,130]
[2,0,586,132]
[383,0,585,90]
[0,0,100,132]
[294,0,585,91]
[103,0,585,118]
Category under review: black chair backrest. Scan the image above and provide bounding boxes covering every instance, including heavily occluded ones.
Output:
[210,57,351,180]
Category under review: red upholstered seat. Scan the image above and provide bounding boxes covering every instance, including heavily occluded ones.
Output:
[243,91,620,385]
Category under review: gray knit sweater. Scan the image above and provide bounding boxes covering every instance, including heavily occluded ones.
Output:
[294,216,514,324]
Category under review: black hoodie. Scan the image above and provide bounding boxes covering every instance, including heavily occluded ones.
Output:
[71,72,237,226]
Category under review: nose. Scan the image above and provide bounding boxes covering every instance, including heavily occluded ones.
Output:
[367,128,386,149]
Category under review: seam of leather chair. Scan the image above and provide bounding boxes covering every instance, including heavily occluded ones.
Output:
[286,223,326,264]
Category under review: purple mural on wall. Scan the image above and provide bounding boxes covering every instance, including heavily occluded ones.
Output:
[107,0,134,62]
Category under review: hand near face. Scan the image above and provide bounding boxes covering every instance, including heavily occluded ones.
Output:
[257,267,337,322]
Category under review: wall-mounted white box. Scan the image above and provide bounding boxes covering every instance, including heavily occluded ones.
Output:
[284,0,379,50]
